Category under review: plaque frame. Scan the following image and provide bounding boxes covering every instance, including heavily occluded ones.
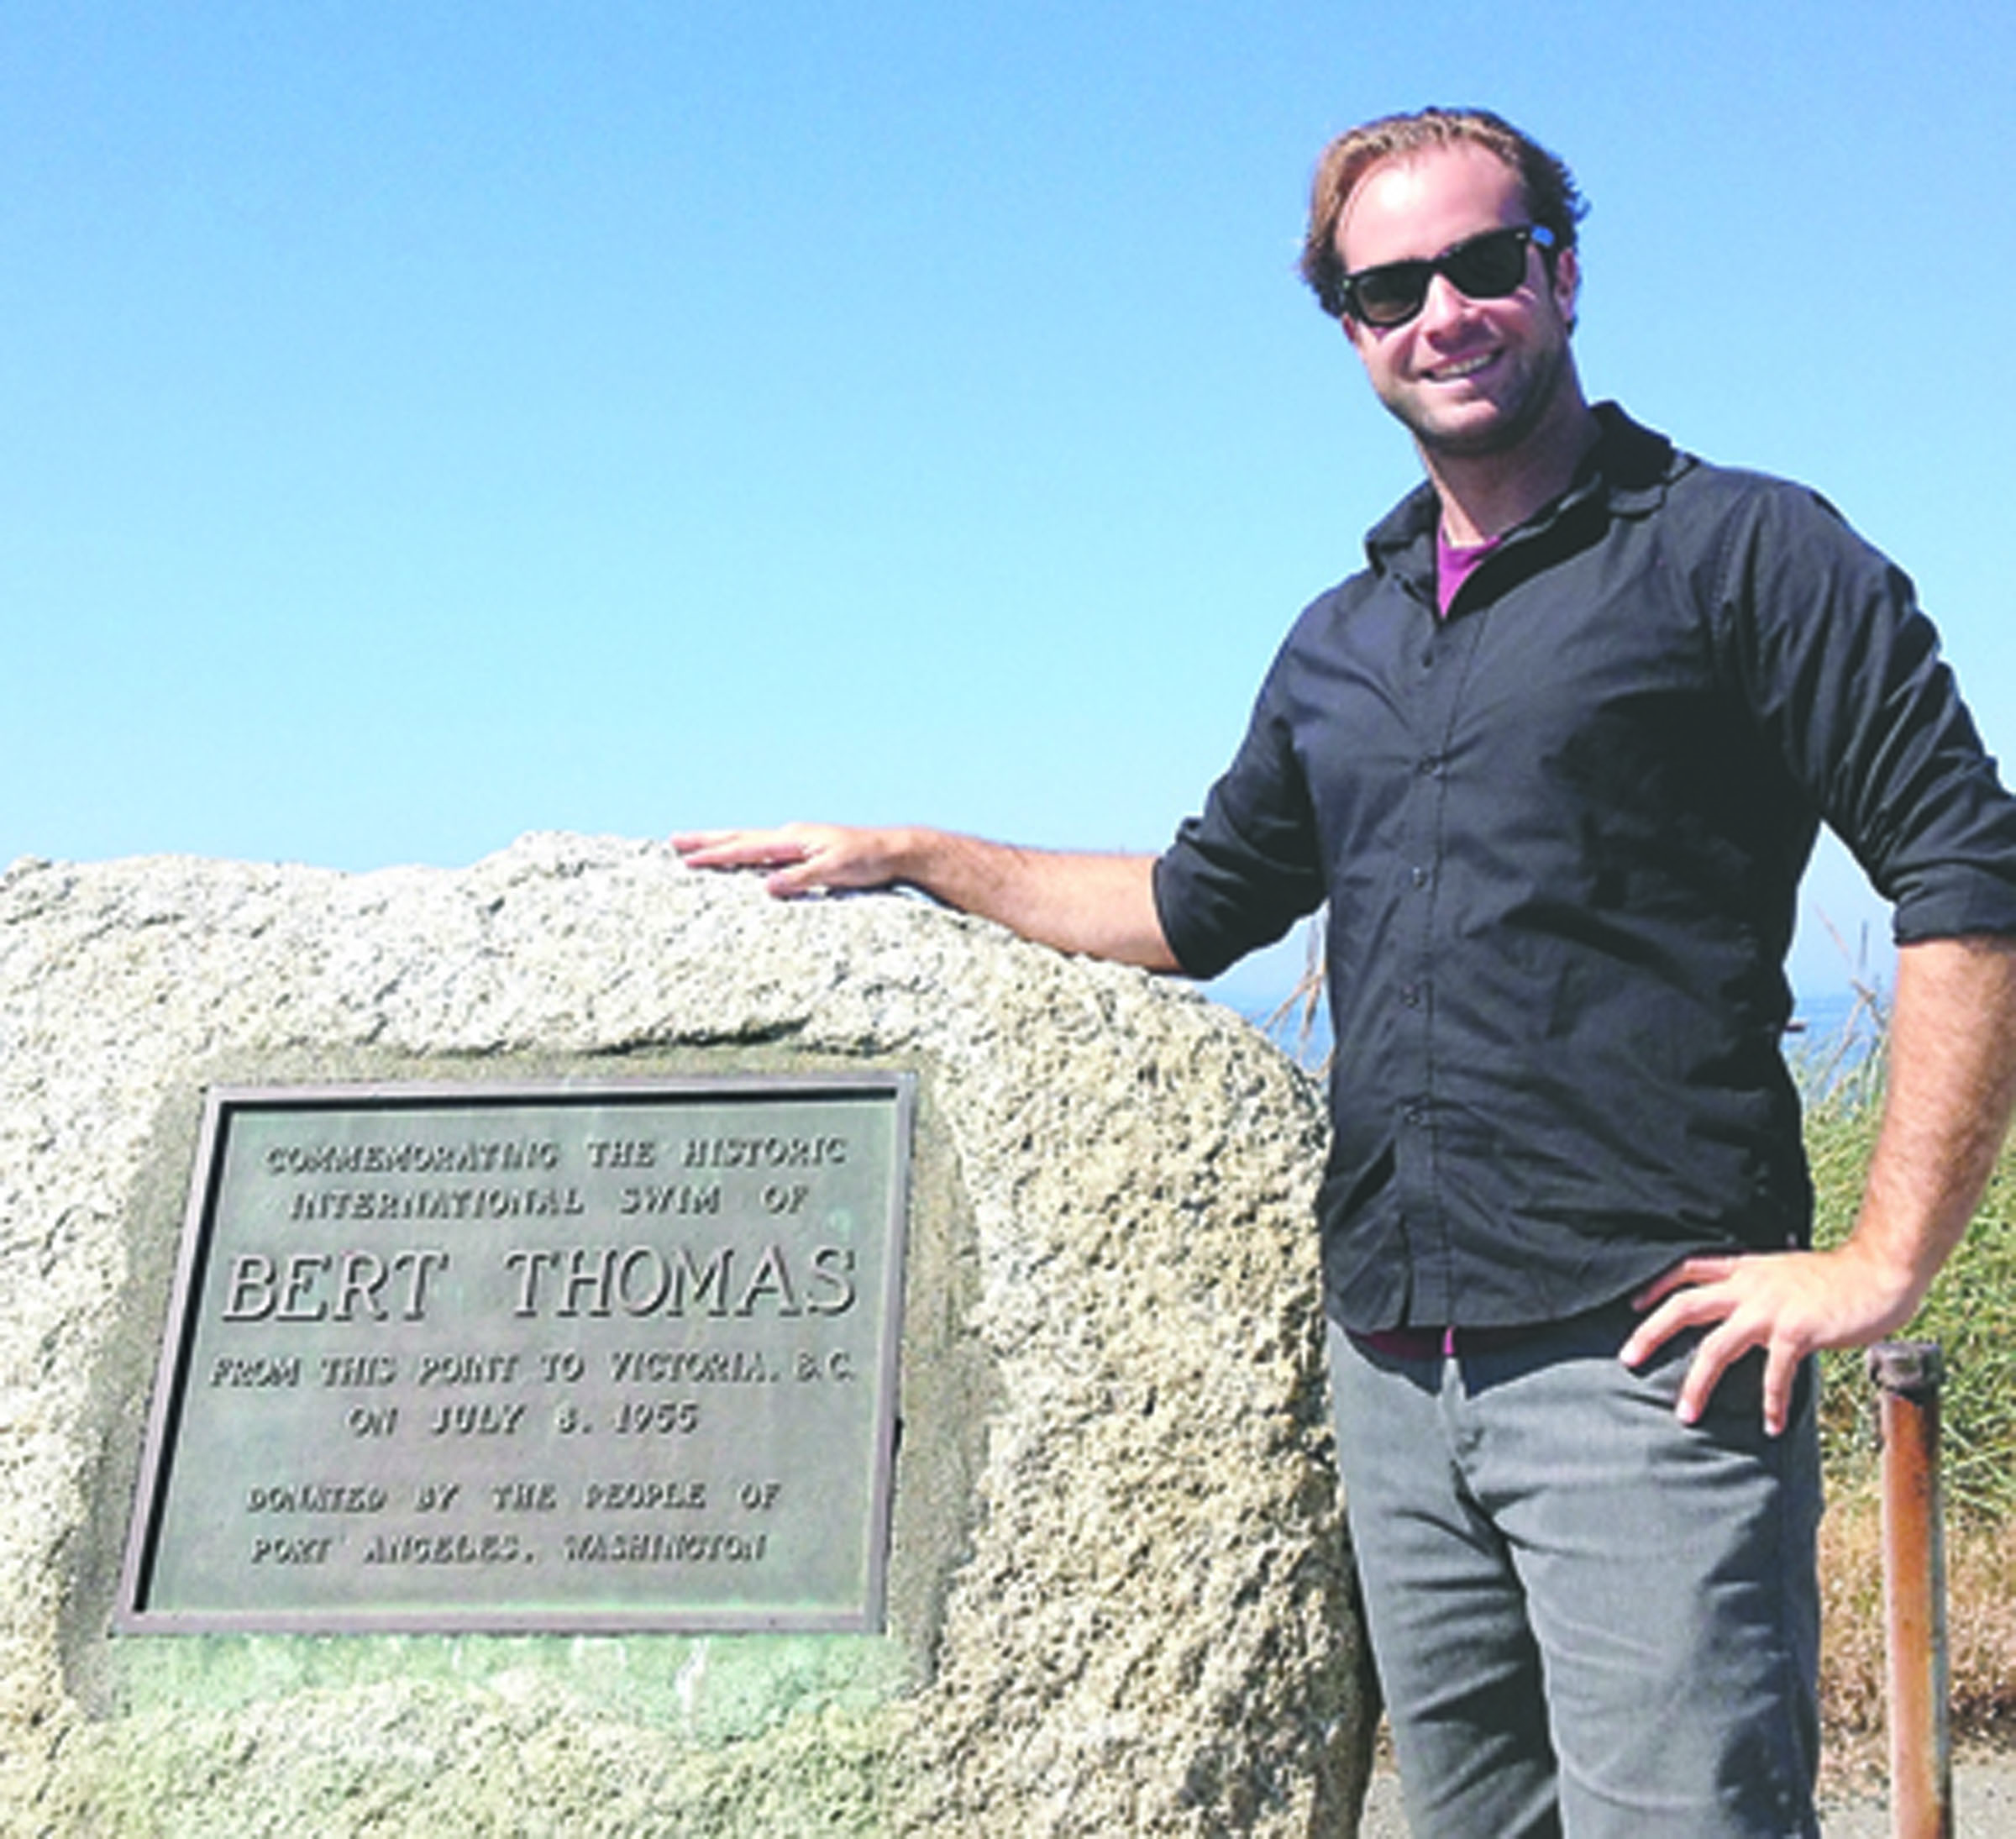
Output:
[115,1072,916,1637]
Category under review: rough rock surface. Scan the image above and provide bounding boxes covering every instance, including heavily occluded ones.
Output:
[0,834,1370,1836]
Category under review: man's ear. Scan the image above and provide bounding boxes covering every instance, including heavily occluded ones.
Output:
[1552,245,1581,333]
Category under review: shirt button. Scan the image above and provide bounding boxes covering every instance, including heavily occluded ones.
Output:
[1400,984,1423,1007]
[1416,755,1440,776]
[1410,865,1430,888]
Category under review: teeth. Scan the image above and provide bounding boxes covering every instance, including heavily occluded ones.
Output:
[1429,353,1494,381]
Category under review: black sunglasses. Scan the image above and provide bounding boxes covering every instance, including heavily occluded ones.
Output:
[1339,224,1557,328]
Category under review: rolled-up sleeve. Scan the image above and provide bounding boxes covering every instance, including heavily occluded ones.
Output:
[1717,484,2016,943]
[1153,652,1328,980]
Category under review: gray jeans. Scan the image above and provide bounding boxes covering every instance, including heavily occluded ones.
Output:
[1328,1302,1822,1838]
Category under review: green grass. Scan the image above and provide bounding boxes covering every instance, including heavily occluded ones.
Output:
[1805,1017,2016,1526]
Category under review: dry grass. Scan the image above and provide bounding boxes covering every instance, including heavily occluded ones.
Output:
[1818,1492,1889,1758]
[1820,1488,2016,1766]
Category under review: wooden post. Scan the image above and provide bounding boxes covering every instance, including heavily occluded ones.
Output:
[1869,1341,1952,1839]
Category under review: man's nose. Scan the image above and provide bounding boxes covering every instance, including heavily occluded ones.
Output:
[1415,271,1474,334]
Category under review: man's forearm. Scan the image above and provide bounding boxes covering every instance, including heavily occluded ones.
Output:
[879,828,1178,969]
[672,822,1179,971]
[1845,933,2016,1310]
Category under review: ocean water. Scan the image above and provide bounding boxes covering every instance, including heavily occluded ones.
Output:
[1790,985,1885,1043]
[1233,981,1887,1079]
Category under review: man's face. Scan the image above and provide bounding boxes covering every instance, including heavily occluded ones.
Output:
[1336,141,1580,462]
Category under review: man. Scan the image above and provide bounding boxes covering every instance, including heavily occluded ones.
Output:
[677,107,2016,1836]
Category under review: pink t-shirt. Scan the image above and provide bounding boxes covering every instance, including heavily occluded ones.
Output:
[1437,528,1500,616]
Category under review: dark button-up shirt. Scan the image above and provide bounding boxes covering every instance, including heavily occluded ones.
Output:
[1153,405,2016,1333]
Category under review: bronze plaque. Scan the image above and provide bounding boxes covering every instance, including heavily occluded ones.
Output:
[117,1075,915,1634]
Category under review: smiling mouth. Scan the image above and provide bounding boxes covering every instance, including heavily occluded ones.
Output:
[1423,351,1499,384]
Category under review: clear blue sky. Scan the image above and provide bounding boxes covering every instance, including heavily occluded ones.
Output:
[5,2,2008,1011]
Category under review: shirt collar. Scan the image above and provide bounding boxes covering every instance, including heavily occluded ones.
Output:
[1364,402,1681,591]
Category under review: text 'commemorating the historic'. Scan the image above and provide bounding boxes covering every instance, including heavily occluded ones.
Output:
[118,1074,916,1635]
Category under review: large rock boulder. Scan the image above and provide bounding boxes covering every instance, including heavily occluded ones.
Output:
[0,834,1370,1836]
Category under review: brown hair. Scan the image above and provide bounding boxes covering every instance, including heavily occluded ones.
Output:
[1300,107,1588,319]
